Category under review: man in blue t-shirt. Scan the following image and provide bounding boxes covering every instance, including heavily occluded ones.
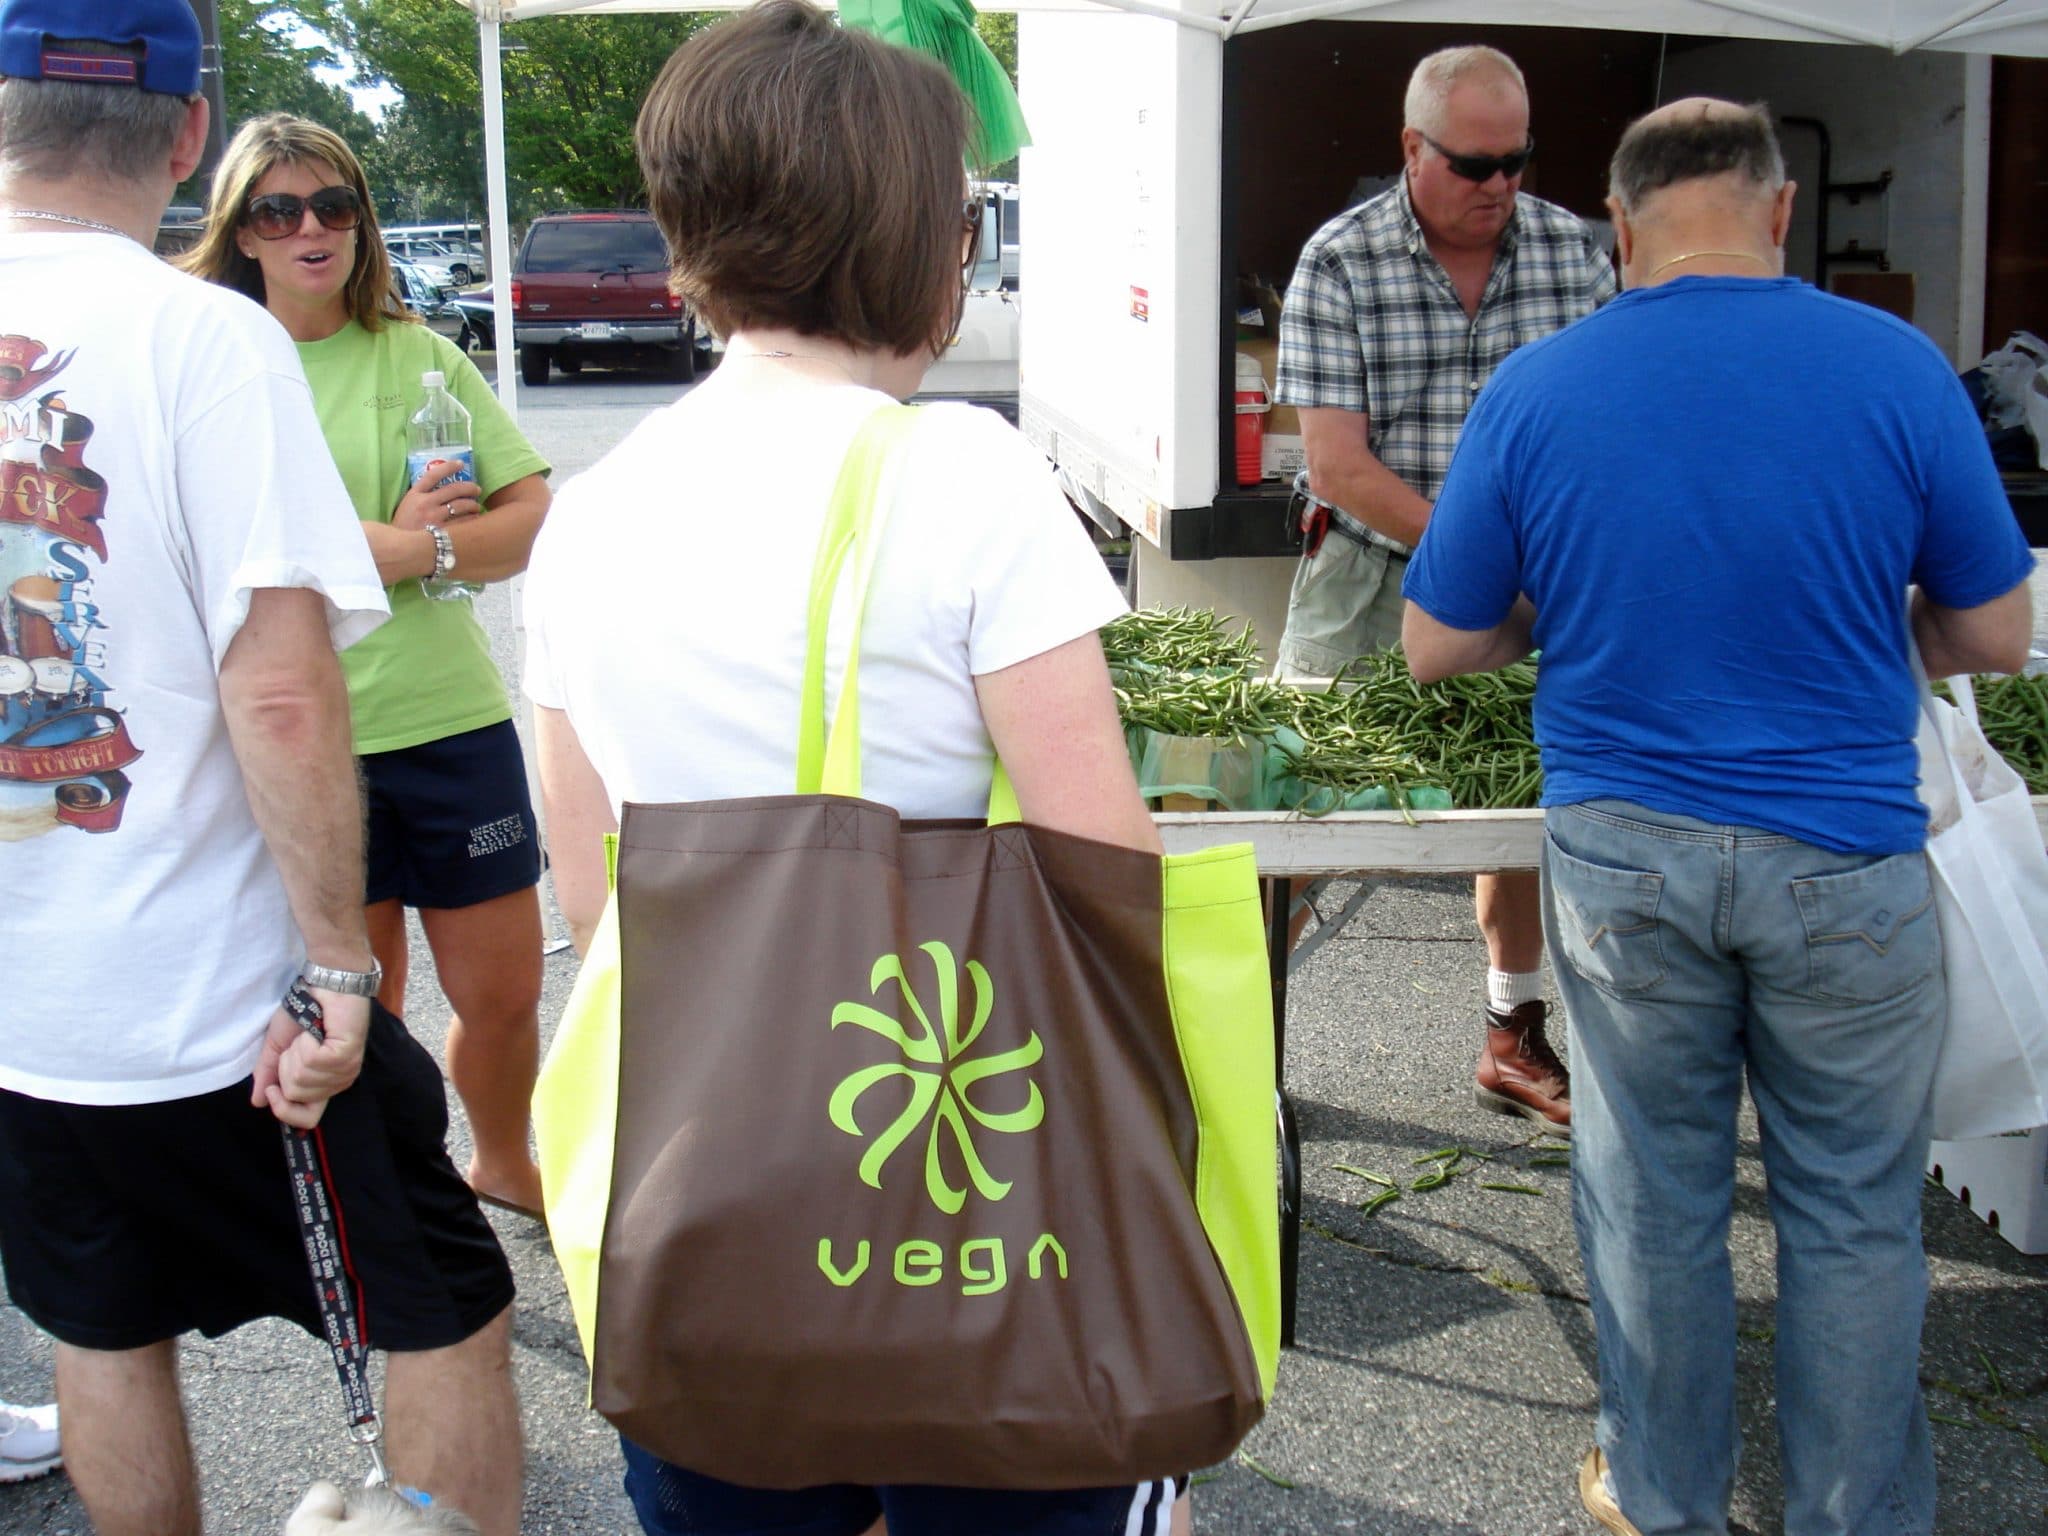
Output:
[1401,98,2032,1536]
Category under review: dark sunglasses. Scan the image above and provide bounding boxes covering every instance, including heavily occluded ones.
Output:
[1422,133,1535,183]
[243,184,363,241]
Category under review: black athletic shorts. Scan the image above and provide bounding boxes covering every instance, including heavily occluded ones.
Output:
[0,1002,514,1354]
[361,718,543,910]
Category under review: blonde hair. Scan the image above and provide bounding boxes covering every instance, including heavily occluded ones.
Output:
[180,113,409,330]
[1403,46,1527,139]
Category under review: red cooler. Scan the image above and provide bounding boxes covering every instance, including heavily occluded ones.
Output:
[1234,352,1270,487]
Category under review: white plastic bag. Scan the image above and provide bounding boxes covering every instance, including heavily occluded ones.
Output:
[1916,672,2048,1139]
[1977,331,2047,432]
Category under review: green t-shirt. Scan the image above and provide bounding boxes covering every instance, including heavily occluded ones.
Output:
[297,320,550,754]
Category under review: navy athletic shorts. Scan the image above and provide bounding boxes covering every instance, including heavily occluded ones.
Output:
[621,1439,1188,1536]
[0,1002,514,1353]
[361,718,542,910]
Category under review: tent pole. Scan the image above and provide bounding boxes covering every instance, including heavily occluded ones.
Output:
[482,12,518,421]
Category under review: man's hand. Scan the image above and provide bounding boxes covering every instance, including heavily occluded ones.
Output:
[252,989,370,1129]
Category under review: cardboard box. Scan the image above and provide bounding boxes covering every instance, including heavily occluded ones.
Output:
[1927,1128,2048,1254]
[1236,337,1298,437]
[1263,433,1306,479]
[1238,337,1298,482]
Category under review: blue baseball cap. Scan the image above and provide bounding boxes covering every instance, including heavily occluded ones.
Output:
[0,0,203,95]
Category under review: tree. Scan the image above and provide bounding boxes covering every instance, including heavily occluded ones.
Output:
[176,1,377,207]
[329,1,712,224]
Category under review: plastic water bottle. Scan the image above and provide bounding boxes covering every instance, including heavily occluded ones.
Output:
[407,370,482,602]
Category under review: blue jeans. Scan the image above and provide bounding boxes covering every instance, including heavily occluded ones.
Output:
[1542,800,1942,1536]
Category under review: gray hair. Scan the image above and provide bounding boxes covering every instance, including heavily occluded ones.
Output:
[1403,46,1527,138]
[1609,101,1786,215]
[0,40,192,184]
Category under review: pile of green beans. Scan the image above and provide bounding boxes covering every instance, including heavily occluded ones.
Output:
[1101,606,1261,676]
[1973,673,2048,794]
[1107,608,1541,809]
[1307,652,1542,810]
[1110,606,2048,810]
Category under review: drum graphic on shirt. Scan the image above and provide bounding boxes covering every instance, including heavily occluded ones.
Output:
[29,657,77,702]
[4,576,68,662]
[0,654,30,734]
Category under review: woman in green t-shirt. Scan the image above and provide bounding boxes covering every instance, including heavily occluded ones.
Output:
[186,115,552,1220]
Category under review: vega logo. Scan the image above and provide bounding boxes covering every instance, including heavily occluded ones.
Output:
[819,940,1067,1294]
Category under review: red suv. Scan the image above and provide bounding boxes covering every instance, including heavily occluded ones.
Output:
[511,211,694,385]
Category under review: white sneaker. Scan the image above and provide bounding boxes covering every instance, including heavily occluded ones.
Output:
[0,1401,60,1483]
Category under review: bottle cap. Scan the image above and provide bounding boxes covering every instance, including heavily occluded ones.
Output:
[421,370,445,389]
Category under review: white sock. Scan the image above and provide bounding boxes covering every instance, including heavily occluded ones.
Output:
[1487,969,1543,1013]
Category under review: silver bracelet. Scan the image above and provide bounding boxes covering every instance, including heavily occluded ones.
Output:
[427,523,456,578]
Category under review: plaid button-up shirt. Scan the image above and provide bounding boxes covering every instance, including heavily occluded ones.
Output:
[1275,179,1616,552]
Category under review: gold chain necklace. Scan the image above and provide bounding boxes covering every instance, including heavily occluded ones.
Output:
[1646,250,1770,281]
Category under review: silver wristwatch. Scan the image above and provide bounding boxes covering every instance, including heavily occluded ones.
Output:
[301,959,384,997]
[428,523,457,578]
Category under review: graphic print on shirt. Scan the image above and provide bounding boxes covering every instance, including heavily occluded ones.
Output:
[0,334,142,839]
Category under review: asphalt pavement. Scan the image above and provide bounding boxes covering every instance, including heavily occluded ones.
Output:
[4,358,2043,1535]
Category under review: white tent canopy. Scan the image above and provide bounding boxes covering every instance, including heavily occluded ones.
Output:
[456,0,2048,52]
[451,0,2048,419]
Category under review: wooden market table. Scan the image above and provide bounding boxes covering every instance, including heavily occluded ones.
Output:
[1153,800,2048,1347]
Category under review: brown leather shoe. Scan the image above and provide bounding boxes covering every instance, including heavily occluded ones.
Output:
[1475,1000,1571,1132]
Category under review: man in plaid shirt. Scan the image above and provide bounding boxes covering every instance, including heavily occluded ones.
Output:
[1274,44,1614,1131]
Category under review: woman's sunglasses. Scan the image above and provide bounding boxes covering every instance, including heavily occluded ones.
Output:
[243,184,363,242]
[1422,134,1535,183]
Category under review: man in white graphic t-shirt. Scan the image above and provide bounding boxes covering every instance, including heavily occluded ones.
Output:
[0,3,522,1532]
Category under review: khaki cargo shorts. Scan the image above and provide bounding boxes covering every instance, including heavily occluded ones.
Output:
[1273,535,1409,681]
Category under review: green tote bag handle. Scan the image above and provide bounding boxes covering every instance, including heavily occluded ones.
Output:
[793,404,1021,823]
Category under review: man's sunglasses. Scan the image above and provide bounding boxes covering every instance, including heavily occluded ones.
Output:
[243,185,363,241]
[1422,134,1535,183]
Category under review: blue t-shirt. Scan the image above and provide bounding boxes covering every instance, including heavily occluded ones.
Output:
[1404,276,2033,855]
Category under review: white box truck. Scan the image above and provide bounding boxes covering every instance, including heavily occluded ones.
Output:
[1015,2,2048,661]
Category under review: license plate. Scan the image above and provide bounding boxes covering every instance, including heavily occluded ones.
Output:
[579,322,615,341]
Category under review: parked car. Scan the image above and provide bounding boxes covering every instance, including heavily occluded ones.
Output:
[511,210,694,385]
[452,286,496,352]
[387,234,479,286]
[391,259,466,344]
[387,222,486,270]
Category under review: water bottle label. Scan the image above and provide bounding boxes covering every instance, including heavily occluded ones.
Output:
[406,447,475,490]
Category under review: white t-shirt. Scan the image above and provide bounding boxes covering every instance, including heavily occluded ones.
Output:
[523,380,1124,819]
[0,233,387,1105]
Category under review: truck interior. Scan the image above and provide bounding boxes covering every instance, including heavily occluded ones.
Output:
[1201,23,2048,561]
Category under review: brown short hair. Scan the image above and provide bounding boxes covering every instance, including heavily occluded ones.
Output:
[180,113,409,331]
[635,0,970,358]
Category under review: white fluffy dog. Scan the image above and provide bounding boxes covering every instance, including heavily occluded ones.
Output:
[284,1480,480,1536]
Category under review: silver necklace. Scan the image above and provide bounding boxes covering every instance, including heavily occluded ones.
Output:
[0,207,135,241]
[728,347,860,384]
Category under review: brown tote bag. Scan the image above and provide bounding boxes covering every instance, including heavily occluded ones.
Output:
[542,406,1278,1490]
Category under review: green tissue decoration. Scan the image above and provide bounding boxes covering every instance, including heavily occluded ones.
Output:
[840,0,1030,171]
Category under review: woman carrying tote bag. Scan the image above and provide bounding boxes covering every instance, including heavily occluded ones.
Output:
[522,5,1277,1534]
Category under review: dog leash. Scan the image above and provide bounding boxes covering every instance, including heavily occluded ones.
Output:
[280,982,394,1490]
